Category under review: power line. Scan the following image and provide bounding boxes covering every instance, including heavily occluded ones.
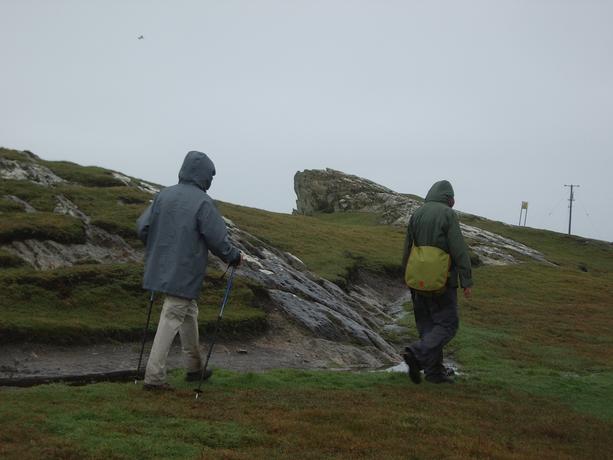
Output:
[579,201,599,236]
[546,196,565,216]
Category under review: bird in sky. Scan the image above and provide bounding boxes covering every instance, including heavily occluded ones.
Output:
[137,35,144,40]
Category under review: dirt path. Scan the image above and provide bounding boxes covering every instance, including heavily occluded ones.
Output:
[0,339,327,383]
[0,312,407,386]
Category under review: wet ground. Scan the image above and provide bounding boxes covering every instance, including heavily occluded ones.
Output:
[0,338,463,388]
[0,318,404,388]
[1,305,407,387]
[0,338,325,383]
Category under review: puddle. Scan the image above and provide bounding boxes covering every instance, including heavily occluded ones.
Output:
[381,358,462,376]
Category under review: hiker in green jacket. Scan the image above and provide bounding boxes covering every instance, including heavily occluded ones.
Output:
[401,180,473,384]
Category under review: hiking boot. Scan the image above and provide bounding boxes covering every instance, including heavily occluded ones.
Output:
[425,374,455,384]
[403,349,422,385]
[143,382,175,392]
[443,365,456,377]
[185,368,213,382]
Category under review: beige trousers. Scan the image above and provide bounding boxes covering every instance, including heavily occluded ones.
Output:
[144,295,202,385]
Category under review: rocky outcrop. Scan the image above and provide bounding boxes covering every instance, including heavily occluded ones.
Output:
[294,168,422,226]
[218,219,401,363]
[0,157,65,186]
[295,168,550,266]
[2,194,142,270]
[460,222,550,265]
[111,172,160,194]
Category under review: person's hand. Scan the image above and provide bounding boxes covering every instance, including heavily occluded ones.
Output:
[463,287,472,299]
[230,252,243,267]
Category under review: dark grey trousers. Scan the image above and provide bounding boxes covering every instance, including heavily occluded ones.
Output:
[407,287,459,379]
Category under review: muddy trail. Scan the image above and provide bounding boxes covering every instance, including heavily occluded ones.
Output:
[0,339,318,387]
[0,308,413,388]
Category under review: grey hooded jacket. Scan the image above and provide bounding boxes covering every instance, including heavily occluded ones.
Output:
[137,151,240,299]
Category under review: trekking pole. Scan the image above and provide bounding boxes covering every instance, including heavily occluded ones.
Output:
[135,291,155,384]
[194,266,236,400]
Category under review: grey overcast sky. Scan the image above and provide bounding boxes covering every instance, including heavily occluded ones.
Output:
[1,1,612,242]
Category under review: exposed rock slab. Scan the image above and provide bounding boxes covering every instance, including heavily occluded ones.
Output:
[1,195,141,269]
[222,220,401,363]
[112,172,160,194]
[3,195,37,213]
[0,157,65,186]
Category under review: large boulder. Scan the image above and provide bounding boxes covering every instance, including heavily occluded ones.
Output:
[294,168,422,226]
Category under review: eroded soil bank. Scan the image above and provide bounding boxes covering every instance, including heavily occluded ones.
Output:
[0,310,411,386]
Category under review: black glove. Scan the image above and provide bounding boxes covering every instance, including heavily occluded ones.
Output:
[229,251,242,267]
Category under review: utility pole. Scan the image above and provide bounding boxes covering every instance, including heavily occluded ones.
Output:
[564,184,580,235]
[518,201,528,227]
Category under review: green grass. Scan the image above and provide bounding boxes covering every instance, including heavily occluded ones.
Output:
[0,179,59,211]
[58,185,151,242]
[391,257,613,421]
[0,212,85,244]
[0,264,267,344]
[0,148,152,244]
[0,147,34,162]
[40,160,126,187]
[0,248,27,268]
[463,214,613,272]
[1,148,126,188]
[1,370,612,459]
[219,204,405,285]
[0,180,151,245]
[0,197,25,213]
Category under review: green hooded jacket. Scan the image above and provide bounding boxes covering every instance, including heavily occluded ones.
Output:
[402,180,473,289]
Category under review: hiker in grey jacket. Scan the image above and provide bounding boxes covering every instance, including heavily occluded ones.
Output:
[402,180,473,384]
[137,151,242,390]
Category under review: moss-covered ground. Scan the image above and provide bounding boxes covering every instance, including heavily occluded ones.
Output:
[0,264,266,344]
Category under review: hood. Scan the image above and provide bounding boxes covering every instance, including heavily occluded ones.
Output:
[178,151,216,191]
[425,180,454,205]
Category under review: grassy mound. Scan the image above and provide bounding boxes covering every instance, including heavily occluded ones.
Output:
[0,198,24,213]
[1,148,153,243]
[0,264,267,344]
[40,160,126,187]
[0,248,27,268]
[0,180,151,245]
[58,185,151,242]
[0,213,85,244]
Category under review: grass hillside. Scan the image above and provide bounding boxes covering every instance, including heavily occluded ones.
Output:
[1,148,613,458]
[0,148,266,342]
